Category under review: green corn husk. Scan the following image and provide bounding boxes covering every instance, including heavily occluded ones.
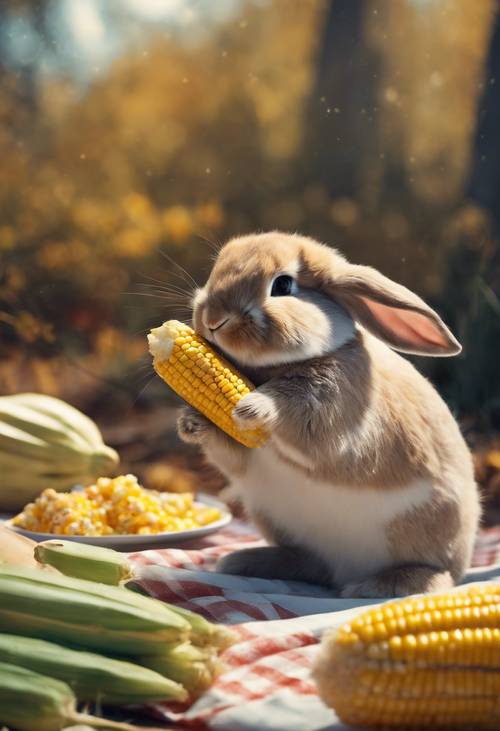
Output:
[127,580,237,649]
[140,642,223,697]
[30,537,235,651]
[166,604,237,650]
[0,662,140,731]
[34,540,133,586]
[0,633,187,705]
[0,565,189,656]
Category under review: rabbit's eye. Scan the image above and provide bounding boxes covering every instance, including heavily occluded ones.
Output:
[271,275,294,297]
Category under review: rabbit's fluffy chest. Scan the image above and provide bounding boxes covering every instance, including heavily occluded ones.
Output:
[237,445,433,585]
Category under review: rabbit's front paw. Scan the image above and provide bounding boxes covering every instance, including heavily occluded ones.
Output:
[233,392,278,431]
[177,406,214,444]
[341,566,454,599]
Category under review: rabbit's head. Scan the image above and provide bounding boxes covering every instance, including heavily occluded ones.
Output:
[192,232,460,367]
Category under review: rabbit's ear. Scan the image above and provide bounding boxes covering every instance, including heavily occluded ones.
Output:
[319,260,461,356]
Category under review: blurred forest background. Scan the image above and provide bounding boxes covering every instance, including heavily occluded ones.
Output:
[1,0,500,519]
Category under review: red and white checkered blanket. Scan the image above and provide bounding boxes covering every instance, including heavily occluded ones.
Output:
[129,522,500,731]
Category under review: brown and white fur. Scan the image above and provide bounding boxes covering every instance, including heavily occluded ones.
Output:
[178,232,480,598]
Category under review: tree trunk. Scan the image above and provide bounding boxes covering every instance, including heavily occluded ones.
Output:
[306,0,382,202]
[431,5,500,425]
[467,5,500,232]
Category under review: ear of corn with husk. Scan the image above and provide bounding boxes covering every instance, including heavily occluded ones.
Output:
[0,661,140,731]
[32,539,237,648]
[34,539,133,585]
[0,393,119,511]
[0,633,186,705]
[0,543,237,728]
[313,582,500,729]
[161,600,236,649]
[148,320,267,448]
[0,564,189,655]
[140,642,222,697]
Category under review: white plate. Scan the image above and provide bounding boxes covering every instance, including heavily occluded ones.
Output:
[2,494,232,551]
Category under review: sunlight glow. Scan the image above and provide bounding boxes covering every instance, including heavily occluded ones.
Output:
[66,0,105,50]
[410,0,440,6]
[124,0,186,21]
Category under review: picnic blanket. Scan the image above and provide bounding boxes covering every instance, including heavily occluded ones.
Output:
[129,522,500,731]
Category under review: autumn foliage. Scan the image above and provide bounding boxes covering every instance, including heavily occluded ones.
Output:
[0,0,499,443]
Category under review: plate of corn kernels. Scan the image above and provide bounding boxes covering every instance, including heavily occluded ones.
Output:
[6,474,231,549]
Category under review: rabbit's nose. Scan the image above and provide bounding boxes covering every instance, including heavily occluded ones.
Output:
[206,315,230,332]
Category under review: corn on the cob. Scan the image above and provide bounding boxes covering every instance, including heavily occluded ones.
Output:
[0,564,189,656]
[0,661,139,731]
[313,583,500,729]
[34,540,133,585]
[141,642,222,697]
[148,320,267,448]
[0,632,187,705]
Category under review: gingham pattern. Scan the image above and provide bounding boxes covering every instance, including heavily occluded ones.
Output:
[470,524,500,567]
[128,523,500,731]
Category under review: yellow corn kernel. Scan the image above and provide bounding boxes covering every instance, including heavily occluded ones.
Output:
[13,475,221,536]
[313,584,500,729]
[147,320,267,449]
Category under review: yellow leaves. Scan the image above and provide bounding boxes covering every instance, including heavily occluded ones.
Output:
[162,205,193,245]
[123,192,152,221]
[0,357,62,398]
[37,243,67,270]
[0,310,54,344]
[0,0,316,318]
[37,241,89,271]
[0,226,15,251]
[111,193,163,257]
[195,201,224,230]
[95,327,125,358]
[162,203,224,246]
[114,194,224,253]
[486,451,500,470]
[92,329,147,372]
[0,265,25,296]
[72,200,119,238]
[113,228,156,257]
[474,443,500,479]
[330,198,360,228]
[30,359,60,395]
[377,0,493,205]
[116,193,223,255]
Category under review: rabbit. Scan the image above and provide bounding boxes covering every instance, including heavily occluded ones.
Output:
[177,231,480,598]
